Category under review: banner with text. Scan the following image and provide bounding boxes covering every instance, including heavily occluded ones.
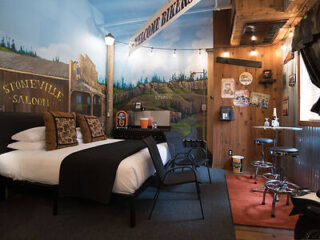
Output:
[129,0,202,54]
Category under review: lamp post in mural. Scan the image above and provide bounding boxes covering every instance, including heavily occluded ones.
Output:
[105,33,115,136]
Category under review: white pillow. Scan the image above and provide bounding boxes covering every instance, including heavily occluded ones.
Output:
[76,128,83,139]
[11,127,45,142]
[7,141,46,151]
[11,126,83,142]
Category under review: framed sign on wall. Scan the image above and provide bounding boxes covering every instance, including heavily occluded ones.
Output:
[239,72,253,85]
[221,78,235,98]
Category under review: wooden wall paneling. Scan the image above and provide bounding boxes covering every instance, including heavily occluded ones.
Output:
[206,49,214,157]
[213,9,232,47]
[208,45,283,170]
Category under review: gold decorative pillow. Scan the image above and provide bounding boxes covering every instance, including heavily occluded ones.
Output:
[77,114,106,143]
[42,112,78,151]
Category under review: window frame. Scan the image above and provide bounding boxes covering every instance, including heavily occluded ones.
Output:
[298,52,320,127]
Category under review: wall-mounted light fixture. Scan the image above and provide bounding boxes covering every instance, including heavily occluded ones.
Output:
[289,29,294,38]
[104,33,115,46]
[251,35,257,41]
[222,50,230,58]
[250,48,258,56]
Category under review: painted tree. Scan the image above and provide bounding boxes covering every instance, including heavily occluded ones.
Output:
[0,37,5,47]
[11,39,16,52]
[137,77,143,86]
[121,77,125,89]
[189,72,195,81]
[178,73,186,81]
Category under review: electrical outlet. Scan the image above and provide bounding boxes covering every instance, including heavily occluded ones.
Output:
[228,150,233,156]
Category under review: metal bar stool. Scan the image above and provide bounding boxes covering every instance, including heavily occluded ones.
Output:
[251,138,273,184]
[261,146,301,217]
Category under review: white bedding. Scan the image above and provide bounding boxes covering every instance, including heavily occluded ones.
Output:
[0,139,170,195]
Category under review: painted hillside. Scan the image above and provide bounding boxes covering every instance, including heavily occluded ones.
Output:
[114,73,207,136]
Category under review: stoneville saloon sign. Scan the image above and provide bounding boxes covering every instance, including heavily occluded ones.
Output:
[0,70,69,112]
[129,0,202,54]
[3,79,64,107]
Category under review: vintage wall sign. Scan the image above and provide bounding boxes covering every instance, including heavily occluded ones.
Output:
[3,79,64,107]
[129,0,202,54]
[250,92,270,109]
[221,78,235,98]
[233,90,250,107]
[0,69,69,112]
[239,72,253,85]
[289,74,296,87]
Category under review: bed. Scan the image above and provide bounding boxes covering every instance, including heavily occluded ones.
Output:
[0,112,170,227]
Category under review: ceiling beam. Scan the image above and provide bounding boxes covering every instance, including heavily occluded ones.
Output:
[230,0,318,46]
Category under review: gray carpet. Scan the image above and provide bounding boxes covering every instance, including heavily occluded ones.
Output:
[0,167,235,240]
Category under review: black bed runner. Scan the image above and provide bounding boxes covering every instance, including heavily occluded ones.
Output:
[59,140,146,204]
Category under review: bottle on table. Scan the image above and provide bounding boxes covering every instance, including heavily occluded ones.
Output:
[264,118,270,127]
[271,108,278,127]
[275,117,279,127]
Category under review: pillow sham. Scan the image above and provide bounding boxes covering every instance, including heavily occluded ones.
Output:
[42,112,78,151]
[77,114,106,143]
[7,141,46,151]
[11,126,82,142]
[11,126,45,142]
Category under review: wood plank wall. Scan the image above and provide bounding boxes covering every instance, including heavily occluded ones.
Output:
[207,10,283,170]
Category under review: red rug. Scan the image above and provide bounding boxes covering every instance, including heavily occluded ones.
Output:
[225,174,298,229]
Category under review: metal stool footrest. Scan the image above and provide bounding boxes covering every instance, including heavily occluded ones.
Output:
[262,179,301,218]
[263,172,279,181]
[265,179,301,194]
[251,161,273,168]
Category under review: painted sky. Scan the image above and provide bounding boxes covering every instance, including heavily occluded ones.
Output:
[0,0,215,85]
[92,0,214,86]
[112,11,213,86]
[0,0,106,82]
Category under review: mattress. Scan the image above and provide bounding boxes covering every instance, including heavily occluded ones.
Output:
[0,139,170,195]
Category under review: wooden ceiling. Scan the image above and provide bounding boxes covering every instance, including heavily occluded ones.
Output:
[230,0,318,46]
[240,20,287,45]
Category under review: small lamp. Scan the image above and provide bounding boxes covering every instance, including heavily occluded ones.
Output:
[104,33,115,46]
[288,29,294,38]
[250,48,258,56]
[222,50,230,58]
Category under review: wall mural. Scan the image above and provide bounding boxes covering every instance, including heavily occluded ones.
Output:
[112,11,213,137]
[0,0,106,122]
[0,0,213,137]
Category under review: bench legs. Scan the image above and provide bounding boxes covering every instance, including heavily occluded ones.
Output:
[0,178,5,201]
[0,177,8,201]
[129,197,136,228]
[52,188,59,216]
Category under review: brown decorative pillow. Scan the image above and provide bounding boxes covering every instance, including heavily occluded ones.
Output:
[77,114,106,143]
[42,112,78,151]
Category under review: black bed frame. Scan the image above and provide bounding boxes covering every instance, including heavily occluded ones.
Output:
[0,112,151,228]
